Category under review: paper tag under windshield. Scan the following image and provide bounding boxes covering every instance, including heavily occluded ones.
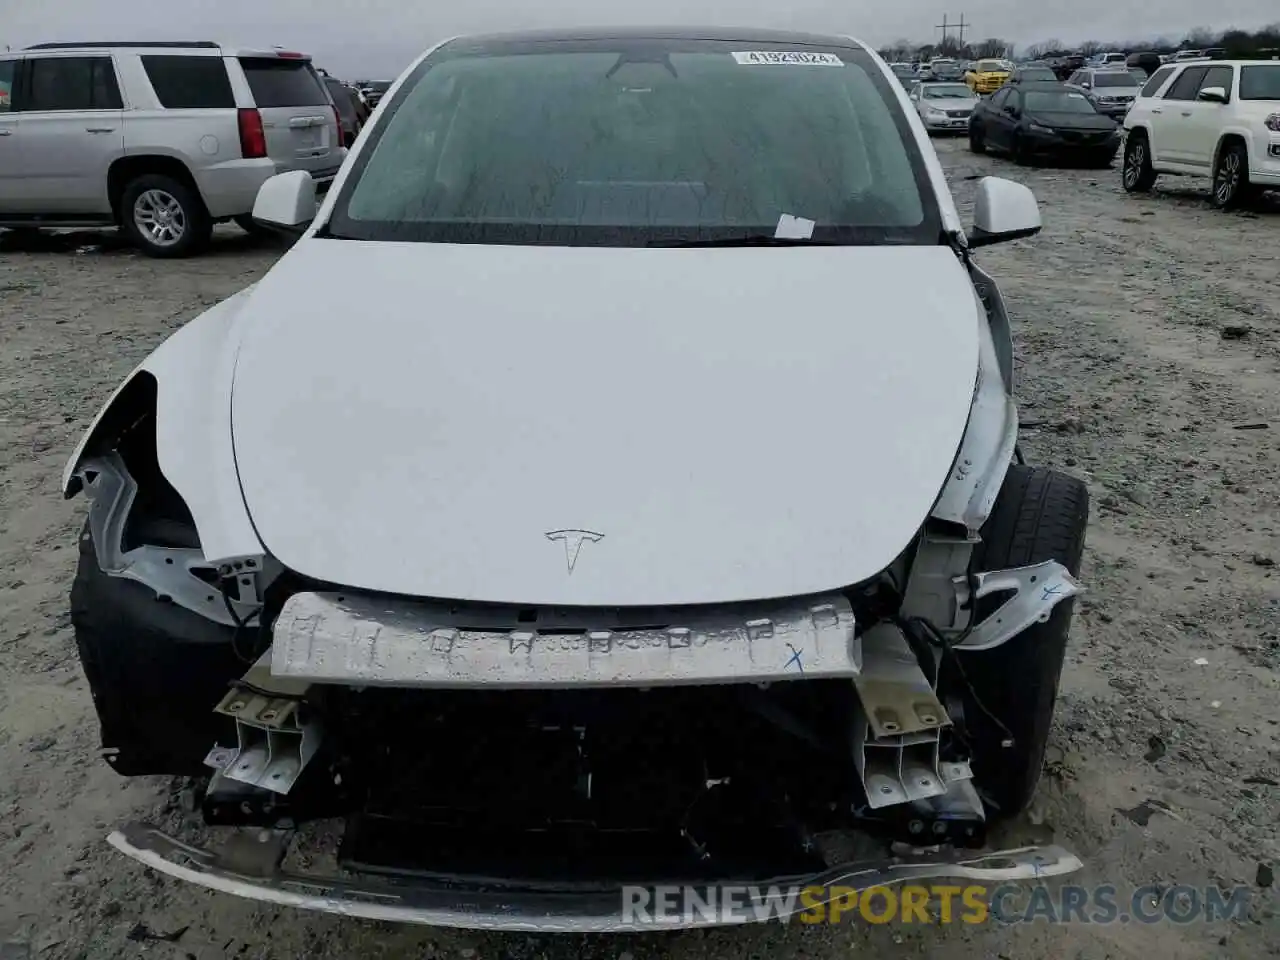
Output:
[774,214,816,239]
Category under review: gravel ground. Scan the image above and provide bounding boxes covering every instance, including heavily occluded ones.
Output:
[1,141,1277,960]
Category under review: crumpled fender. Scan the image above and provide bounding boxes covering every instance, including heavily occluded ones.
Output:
[929,266,1018,534]
[63,285,263,565]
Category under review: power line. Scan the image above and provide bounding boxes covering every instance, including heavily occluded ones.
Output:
[935,13,970,46]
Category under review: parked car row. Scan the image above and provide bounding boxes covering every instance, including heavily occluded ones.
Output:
[947,53,1279,213]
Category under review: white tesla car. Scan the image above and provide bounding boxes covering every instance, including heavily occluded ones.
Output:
[65,27,1087,930]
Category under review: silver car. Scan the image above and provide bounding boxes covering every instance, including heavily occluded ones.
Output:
[0,41,345,257]
[909,81,979,133]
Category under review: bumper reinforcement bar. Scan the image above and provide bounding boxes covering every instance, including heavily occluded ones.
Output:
[109,822,1082,932]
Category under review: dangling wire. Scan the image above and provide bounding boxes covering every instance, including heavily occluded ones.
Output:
[221,580,264,665]
[907,613,1017,750]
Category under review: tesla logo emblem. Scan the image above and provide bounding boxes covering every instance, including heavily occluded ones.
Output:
[545,529,604,573]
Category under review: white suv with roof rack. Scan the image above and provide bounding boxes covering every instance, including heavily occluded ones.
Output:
[1121,59,1280,209]
[0,41,345,256]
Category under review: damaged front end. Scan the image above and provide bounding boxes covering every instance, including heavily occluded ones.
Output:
[81,545,1081,929]
[66,267,1087,930]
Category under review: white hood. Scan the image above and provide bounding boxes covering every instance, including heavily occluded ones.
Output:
[230,240,980,606]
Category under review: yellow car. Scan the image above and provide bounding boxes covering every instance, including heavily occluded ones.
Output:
[965,59,1012,94]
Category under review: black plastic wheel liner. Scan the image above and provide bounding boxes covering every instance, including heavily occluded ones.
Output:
[71,530,243,776]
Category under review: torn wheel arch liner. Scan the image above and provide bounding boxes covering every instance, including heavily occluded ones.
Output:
[63,284,264,566]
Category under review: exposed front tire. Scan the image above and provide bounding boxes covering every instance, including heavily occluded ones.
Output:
[1211,140,1252,210]
[968,125,987,154]
[944,465,1089,817]
[120,174,212,258]
[1122,132,1157,193]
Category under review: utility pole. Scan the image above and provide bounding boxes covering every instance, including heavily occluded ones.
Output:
[935,13,969,48]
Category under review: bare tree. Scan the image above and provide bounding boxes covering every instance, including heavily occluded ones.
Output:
[1023,39,1065,59]
[937,36,966,57]
[889,25,1280,61]
[972,37,1010,58]
[1183,26,1219,49]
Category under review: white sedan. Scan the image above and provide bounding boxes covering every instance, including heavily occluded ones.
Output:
[908,81,981,133]
[65,26,1086,930]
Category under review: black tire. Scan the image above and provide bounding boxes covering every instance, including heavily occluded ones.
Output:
[119,173,212,258]
[1122,132,1157,193]
[1211,140,1251,210]
[233,213,273,237]
[1011,133,1031,166]
[944,465,1089,817]
[968,125,987,154]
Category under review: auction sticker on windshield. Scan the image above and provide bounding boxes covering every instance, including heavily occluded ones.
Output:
[732,51,844,66]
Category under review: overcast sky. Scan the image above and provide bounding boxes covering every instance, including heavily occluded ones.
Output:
[4,0,1277,78]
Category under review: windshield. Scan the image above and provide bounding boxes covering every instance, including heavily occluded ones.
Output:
[1019,67,1058,81]
[976,60,1008,73]
[1240,65,1280,100]
[922,83,971,99]
[1093,72,1138,88]
[327,38,940,246]
[1025,90,1098,113]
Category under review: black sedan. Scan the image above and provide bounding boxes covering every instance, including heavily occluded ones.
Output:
[968,82,1120,167]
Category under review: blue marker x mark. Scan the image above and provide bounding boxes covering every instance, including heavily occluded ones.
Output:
[1041,583,1064,601]
[784,643,804,674]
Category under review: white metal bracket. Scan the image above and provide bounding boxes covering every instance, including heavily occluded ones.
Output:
[952,561,1083,652]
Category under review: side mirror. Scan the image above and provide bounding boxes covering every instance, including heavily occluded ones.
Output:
[968,177,1041,249]
[251,170,317,236]
[1197,86,1228,103]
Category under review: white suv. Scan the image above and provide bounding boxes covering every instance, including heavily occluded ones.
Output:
[1121,59,1280,209]
[0,41,345,256]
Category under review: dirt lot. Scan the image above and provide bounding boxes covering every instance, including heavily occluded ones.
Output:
[1,141,1277,960]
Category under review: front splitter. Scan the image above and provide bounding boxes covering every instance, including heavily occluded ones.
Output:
[109,822,1082,932]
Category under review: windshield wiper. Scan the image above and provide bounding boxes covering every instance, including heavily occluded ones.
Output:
[658,235,844,248]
